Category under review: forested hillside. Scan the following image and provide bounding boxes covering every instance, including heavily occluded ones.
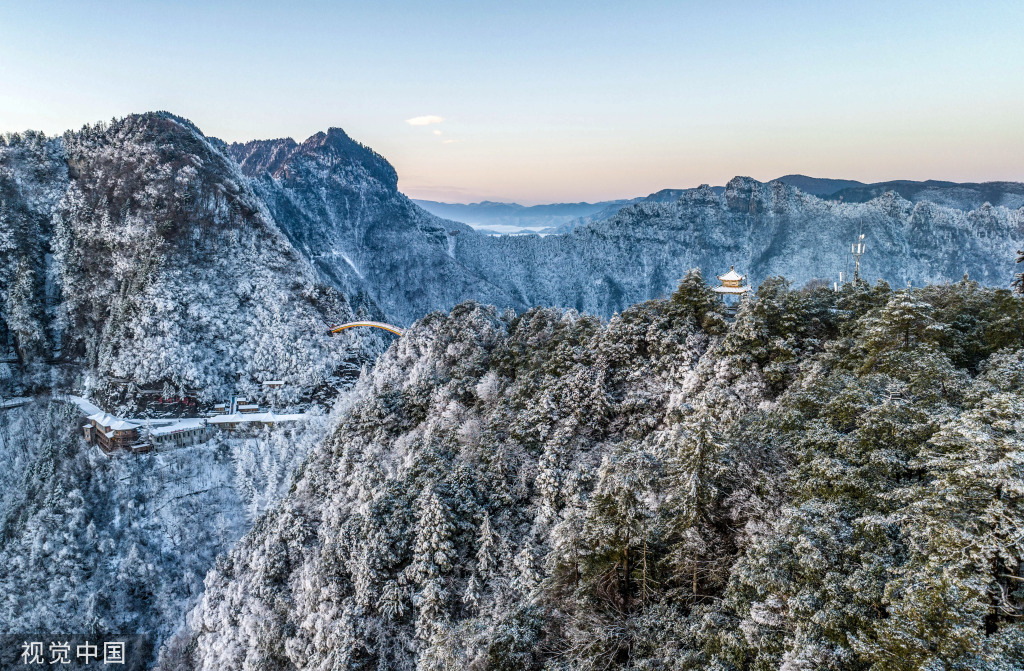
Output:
[168,274,1024,670]
[450,179,1024,316]
[1,114,385,409]
[4,113,1023,403]
[0,399,335,646]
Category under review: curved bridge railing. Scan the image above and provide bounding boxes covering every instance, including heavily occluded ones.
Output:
[329,321,404,336]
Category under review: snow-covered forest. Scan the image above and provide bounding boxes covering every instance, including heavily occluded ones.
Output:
[3,111,1024,669]
[1,115,385,409]
[0,398,334,641]
[167,276,1024,670]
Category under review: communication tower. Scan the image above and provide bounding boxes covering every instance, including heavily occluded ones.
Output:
[851,233,866,283]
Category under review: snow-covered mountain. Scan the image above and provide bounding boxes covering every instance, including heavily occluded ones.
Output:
[826,179,1024,210]
[1,114,384,409]
[4,112,1023,406]
[222,129,520,327]
[557,177,1024,232]
[446,178,1024,316]
[218,124,1024,322]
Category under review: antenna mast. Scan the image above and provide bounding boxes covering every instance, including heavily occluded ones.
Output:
[851,233,866,284]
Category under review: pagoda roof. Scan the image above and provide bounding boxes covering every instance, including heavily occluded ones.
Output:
[712,285,751,294]
[717,266,745,282]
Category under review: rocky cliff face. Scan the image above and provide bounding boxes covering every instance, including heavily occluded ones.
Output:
[4,113,1023,402]
[224,129,518,326]
[0,113,381,406]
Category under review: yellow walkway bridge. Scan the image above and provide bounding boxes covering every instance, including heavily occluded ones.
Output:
[329,321,404,336]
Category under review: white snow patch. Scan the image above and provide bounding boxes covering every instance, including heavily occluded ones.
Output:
[341,252,364,279]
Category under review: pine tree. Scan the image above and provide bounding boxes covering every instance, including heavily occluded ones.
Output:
[411,488,456,585]
[475,512,498,579]
[5,257,45,364]
[663,397,728,600]
[861,290,940,358]
[378,580,407,621]
[512,545,541,598]
[463,572,483,614]
[669,267,725,332]
[416,579,449,641]
[1014,249,1024,294]
[410,487,456,639]
[580,442,662,611]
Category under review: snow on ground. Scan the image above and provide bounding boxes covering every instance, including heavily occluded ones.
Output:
[63,394,102,415]
[0,398,332,648]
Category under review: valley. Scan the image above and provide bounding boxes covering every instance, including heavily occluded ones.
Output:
[1,112,1023,670]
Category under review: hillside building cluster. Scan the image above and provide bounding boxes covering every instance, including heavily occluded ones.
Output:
[79,397,306,455]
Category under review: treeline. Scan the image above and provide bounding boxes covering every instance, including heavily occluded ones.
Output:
[170,273,1024,670]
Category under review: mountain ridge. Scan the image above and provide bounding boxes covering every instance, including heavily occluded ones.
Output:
[420,176,1024,232]
[0,112,385,408]
[3,111,1024,400]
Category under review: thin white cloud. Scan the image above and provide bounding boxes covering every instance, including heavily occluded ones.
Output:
[433,129,443,136]
[406,115,444,126]
[442,139,458,144]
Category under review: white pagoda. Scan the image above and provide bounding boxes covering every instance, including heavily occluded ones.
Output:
[712,266,751,307]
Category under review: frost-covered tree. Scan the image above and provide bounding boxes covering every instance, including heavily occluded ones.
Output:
[475,511,498,579]
[409,487,456,641]
[169,279,1024,670]
[663,396,729,599]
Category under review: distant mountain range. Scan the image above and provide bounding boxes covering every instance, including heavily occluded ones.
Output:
[422,175,1024,234]
[412,198,631,234]
[2,113,1022,399]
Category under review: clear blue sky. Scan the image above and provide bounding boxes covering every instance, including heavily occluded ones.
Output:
[2,0,1022,203]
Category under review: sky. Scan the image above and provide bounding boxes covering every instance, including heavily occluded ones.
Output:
[1,0,1022,204]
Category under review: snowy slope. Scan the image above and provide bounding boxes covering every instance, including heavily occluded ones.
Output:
[170,280,1024,670]
[224,130,519,326]
[0,398,334,650]
[1,114,387,408]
